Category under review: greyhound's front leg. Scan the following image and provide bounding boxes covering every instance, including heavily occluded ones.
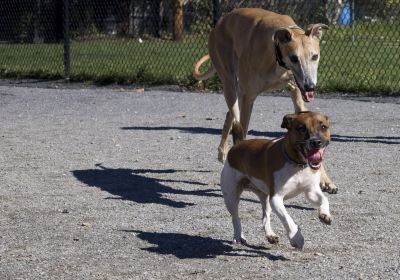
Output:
[288,83,307,113]
[270,194,304,249]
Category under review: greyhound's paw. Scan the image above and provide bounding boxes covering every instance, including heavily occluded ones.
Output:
[320,181,338,194]
[266,234,280,244]
[218,147,227,163]
[319,213,332,225]
[289,228,304,250]
[233,236,247,245]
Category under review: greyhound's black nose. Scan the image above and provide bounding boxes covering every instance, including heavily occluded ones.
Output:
[304,83,315,92]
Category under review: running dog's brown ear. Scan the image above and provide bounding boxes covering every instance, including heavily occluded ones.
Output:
[322,114,330,125]
[281,114,296,129]
[274,28,293,44]
[305,24,329,40]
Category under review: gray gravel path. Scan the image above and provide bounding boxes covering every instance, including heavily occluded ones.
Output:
[0,84,399,279]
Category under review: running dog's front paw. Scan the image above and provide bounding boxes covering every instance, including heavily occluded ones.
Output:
[266,234,279,244]
[319,213,332,225]
[289,229,304,249]
[320,181,338,194]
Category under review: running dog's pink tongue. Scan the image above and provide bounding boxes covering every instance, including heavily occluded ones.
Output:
[305,91,315,102]
[307,148,324,165]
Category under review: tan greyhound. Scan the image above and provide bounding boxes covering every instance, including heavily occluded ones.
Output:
[193,8,336,193]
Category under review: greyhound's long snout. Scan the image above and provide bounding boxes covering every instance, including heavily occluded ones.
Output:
[304,83,315,92]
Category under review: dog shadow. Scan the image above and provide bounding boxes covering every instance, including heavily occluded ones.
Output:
[122,229,289,261]
[72,164,315,211]
[121,125,400,144]
[121,125,284,138]
[71,164,220,208]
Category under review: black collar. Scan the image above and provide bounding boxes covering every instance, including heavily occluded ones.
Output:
[282,144,307,169]
[275,41,290,70]
[274,25,303,70]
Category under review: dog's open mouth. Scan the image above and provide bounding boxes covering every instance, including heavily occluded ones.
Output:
[297,146,327,169]
[293,78,315,102]
[304,147,326,169]
[302,90,315,102]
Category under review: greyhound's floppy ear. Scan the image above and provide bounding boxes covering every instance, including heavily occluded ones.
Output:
[281,114,295,129]
[305,24,329,40]
[274,28,293,44]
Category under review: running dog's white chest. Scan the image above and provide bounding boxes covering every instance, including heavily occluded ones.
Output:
[273,162,320,199]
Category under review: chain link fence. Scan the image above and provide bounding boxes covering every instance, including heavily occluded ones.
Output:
[0,0,399,94]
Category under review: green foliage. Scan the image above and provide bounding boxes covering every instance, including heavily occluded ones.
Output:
[185,1,213,35]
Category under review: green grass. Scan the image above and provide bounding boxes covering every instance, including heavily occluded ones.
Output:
[68,36,209,86]
[318,22,400,94]
[0,43,63,79]
[0,23,399,94]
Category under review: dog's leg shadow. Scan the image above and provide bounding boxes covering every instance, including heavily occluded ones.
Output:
[121,229,289,261]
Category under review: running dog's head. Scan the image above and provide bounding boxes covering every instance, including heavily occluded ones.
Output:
[274,24,328,102]
[281,111,331,169]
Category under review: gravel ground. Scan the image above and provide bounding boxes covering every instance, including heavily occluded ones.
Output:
[0,83,399,279]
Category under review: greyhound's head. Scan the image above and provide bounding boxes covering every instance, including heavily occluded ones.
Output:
[274,24,328,102]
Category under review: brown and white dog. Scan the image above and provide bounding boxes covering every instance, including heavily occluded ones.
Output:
[220,111,332,249]
[193,8,337,193]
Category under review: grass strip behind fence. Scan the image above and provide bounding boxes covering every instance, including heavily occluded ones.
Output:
[0,24,399,94]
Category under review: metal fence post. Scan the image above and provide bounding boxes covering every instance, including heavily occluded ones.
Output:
[212,0,220,27]
[63,0,70,81]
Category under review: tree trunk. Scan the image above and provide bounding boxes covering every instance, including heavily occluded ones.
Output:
[173,0,183,41]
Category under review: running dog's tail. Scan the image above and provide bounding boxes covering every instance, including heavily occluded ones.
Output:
[193,54,216,80]
[231,121,245,145]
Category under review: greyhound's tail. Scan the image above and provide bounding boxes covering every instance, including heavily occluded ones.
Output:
[193,54,216,81]
[231,121,245,145]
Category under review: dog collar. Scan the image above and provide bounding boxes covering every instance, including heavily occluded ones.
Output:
[275,42,290,70]
[275,25,304,70]
[282,145,308,169]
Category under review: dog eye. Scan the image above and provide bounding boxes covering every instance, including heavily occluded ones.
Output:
[290,55,299,63]
[321,124,328,130]
[311,54,319,61]
[296,125,306,133]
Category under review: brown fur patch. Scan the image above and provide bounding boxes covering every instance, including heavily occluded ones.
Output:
[227,138,286,195]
